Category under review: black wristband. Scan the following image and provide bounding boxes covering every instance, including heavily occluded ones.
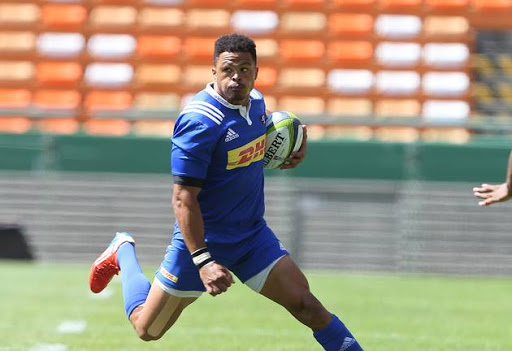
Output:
[191,247,215,269]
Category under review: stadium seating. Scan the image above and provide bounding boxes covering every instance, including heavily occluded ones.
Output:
[0,0,506,141]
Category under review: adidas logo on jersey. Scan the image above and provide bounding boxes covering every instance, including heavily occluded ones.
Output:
[225,128,240,142]
[339,337,356,351]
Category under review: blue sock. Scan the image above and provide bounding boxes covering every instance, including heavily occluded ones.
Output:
[313,314,363,351]
[117,242,151,318]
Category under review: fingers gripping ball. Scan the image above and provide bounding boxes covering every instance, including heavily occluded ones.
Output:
[263,111,303,169]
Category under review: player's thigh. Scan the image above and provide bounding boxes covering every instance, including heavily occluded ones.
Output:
[132,236,204,339]
[131,282,197,339]
[259,255,310,306]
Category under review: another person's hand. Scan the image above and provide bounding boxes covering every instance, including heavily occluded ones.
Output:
[473,183,512,206]
[280,125,308,170]
[199,262,234,296]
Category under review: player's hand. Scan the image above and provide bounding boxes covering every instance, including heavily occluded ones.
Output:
[473,183,512,206]
[199,262,234,296]
[280,125,308,170]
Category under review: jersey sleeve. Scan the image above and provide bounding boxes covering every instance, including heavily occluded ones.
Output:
[171,114,219,180]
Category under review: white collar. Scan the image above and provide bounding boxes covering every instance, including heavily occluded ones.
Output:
[206,83,253,125]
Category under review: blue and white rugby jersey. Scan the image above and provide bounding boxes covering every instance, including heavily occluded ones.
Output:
[171,83,268,243]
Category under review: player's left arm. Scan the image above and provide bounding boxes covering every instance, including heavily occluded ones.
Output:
[280,125,308,170]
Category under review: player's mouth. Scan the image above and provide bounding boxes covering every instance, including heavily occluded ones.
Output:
[229,84,245,91]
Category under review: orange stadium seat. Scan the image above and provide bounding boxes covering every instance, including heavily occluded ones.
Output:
[0,32,36,57]
[137,7,184,30]
[262,95,277,111]
[278,68,325,89]
[327,98,373,117]
[132,120,174,137]
[253,39,278,61]
[89,5,137,28]
[0,89,31,108]
[422,128,470,144]
[36,62,82,85]
[83,119,131,136]
[137,36,181,59]
[332,0,376,10]
[425,0,469,12]
[183,65,212,88]
[184,37,217,62]
[374,99,420,117]
[85,91,132,111]
[40,4,87,28]
[33,90,81,110]
[233,0,279,9]
[379,0,422,12]
[280,40,325,63]
[135,64,181,86]
[0,61,34,83]
[282,0,326,9]
[423,16,470,38]
[328,41,373,66]
[185,9,231,33]
[133,92,181,111]
[328,13,374,37]
[0,3,39,26]
[471,0,512,11]
[36,118,80,135]
[254,66,277,90]
[278,96,325,115]
[187,0,231,7]
[0,117,32,134]
[280,12,326,35]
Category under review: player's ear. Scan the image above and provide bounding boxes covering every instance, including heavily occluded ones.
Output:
[212,67,217,81]
[254,66,259,81]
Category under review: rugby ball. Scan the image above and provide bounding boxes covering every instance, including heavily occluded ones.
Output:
[263,111,303,169]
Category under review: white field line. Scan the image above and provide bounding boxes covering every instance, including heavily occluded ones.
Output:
[89,286,114,299]
[29,343,67,351]
[56,320,87,334]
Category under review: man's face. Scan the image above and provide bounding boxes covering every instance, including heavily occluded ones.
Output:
[212,51,258,106]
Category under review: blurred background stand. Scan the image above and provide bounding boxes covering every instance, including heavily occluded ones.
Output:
[0,224,34,260]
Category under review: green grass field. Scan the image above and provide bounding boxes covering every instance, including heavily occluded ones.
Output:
[1,261,511,351]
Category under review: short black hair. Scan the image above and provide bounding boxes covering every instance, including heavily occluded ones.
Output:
[214,33,257,65]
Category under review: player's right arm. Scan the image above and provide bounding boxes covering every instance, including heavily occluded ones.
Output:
[473,150,512,206]
[172,183,234,296]
[171,109,234,295]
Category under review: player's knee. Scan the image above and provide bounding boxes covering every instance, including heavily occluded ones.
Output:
[132,322,164,342]
[289,291,328,328]
[135,326,162,342]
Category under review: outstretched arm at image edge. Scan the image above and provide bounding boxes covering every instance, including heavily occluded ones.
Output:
[473,151,512,206]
